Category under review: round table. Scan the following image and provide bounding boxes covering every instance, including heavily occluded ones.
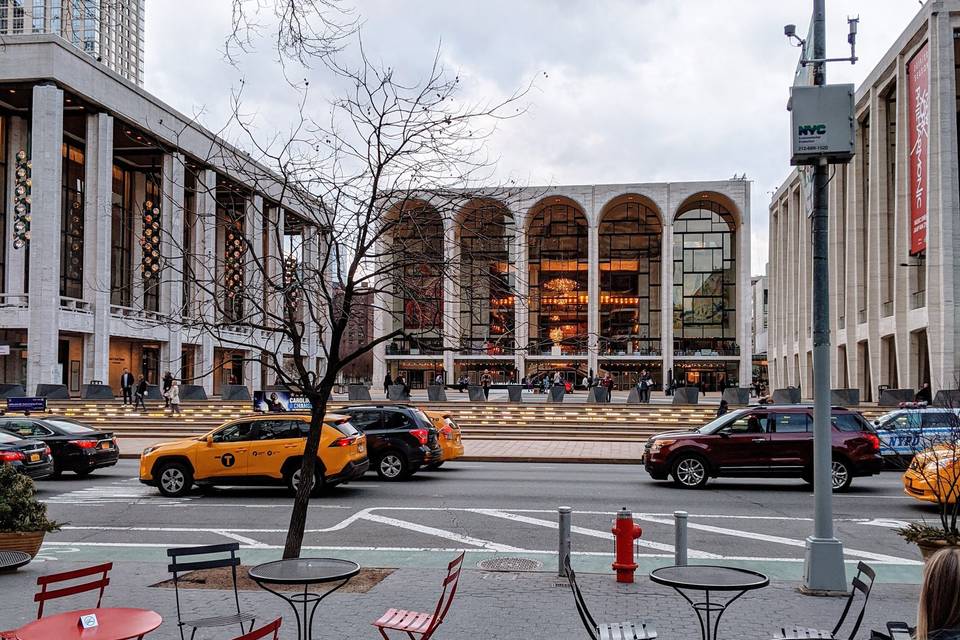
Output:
[13,607,162,640]
[248,558,360,640]
[0,550,31,573]
[650,565,769,640]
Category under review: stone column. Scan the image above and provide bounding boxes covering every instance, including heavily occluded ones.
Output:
[512,218,526,379]
[587,221,599,375]
[82,112,114,385]
[737,188,753,387]
[26,85,64,393]
[371,237,388,392]
[660,220,674,388]
[196,169,218,395]
[161,153,185,377]
[5,116,27,295]
[442,216,457,381]
[302,225,320,375]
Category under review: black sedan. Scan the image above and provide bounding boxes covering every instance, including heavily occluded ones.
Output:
[0,431,54,479]
[0,416,119,477]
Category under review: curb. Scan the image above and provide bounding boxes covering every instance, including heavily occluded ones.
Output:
[118,451,639,465]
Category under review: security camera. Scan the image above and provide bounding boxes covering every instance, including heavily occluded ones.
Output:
[784,24,797,38]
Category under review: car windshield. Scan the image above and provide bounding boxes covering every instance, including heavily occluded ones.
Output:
[45,419,95,434]
[695,409,749,434]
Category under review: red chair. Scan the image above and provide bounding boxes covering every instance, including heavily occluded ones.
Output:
[373,551,465,640]
[35,562,113,618]
[232,618,281,640]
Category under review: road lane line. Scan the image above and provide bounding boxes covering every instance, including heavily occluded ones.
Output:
[212,530,269,548]
[466,508,720,558]
[358,512,525,552]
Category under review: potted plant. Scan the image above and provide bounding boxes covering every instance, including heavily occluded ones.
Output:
[882,403,960,559]
[0,463,61,558]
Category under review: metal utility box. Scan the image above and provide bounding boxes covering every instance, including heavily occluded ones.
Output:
[789,84,855,165]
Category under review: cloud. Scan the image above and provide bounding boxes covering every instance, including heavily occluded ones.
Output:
[145,0,924,275]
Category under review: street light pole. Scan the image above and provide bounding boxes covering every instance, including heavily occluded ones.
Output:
[804,0,847,594]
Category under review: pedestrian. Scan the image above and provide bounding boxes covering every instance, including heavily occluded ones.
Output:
[916,382,933,405]
[716,399,729,418]
[588,368,595,388]
[168,379,182,416]
[603,373,614,403]
[480,369,492,400]
[133,375,148,411]
[383,372,392,396]
[162,371,173,408]
[582,373,590,391]
[638,368,652,403]
[119,368,134,405]
[917,548,960,640]
[434,372,444,387]
[553,371,562,387]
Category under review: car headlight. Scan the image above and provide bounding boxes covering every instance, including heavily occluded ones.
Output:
[650,439,675,454]
[142,446,158,456]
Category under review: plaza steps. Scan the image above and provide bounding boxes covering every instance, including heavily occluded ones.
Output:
[40,401,887,444]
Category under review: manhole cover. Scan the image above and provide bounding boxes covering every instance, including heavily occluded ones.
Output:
[477,557,543,572]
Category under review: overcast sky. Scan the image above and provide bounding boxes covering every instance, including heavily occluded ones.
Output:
[144,1,924,276]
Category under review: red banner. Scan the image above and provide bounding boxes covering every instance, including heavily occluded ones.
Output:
[908,42,930,256]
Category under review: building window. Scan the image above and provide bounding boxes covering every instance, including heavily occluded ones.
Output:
[599,198,662,356]
[858,113,870,316]
[182,166,197,316]
[142,178,160,313]
[672,198,737,356]
[111,164,134,306]
[218,183,248,324]
[60,141,85,299]
[0,115,6,291]
[459,199,515,355]
[527,200,589,357]
[882,84,897,313]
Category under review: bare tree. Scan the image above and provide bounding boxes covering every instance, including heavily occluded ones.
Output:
[133,32,531,557]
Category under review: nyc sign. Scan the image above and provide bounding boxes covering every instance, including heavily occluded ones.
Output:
[790,84,855,165]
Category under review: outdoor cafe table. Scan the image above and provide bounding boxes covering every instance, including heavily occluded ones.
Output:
[649,565,769,640]
[248,557,360,640]
[12,607,162,640]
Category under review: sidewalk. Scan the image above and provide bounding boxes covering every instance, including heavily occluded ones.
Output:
[0,557,919,639]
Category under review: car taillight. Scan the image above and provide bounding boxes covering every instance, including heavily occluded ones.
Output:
[866,433,880,452]
[70,439,98,449]
[410,428,429,445]
[440,426,453,440]
[330,436,356,447]
[0,451,24,462]
[44,446,52,456]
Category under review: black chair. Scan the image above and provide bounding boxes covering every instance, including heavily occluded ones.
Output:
[564,555,657,640]
[772,562,876,640]
[167,542,257,640]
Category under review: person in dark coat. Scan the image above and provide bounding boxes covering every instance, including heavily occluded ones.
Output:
[162,371,173,407]
[916,382,933,405]
[716,400,729,418]
[134,375,148,411]
[119,368,134,405]
[383,373,393,396]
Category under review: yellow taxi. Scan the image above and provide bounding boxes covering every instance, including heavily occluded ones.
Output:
[424,410,464,469]
[139,414,368,497]
[903,444,960,504]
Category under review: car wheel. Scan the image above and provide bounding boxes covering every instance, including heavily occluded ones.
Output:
[831,459,853,492]
[671,454,709,489]
[376,451,409,481]
[286,466,323,496]
[156,462,192,497]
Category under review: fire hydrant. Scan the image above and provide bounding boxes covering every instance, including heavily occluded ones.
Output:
[611,507,643,583]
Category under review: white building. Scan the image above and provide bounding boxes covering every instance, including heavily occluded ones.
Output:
[0,0,144,86]
[0,35,324,396]
[372,181,754,392]
[768,0,960,400]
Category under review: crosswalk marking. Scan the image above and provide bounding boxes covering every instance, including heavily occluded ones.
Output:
[42,478,192,505]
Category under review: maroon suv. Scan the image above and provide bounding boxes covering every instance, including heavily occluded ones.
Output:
[642,405,882,491]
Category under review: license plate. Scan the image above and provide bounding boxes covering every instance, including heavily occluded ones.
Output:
[29,453,40,462]
[100,442,111,449]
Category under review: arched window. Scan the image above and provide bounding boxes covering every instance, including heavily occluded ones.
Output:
[673,199,737,356]
[390,202,444,354]
[527,200,588,356]
[459,200,515,354]
[599,199,662,356]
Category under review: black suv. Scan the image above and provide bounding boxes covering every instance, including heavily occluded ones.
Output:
[338,405,442,480]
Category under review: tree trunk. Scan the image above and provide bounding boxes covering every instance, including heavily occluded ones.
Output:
[283,395,329,558]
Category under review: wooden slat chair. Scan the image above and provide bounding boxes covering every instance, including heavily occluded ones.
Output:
[564,556,657,640]
[231,618,282,640]
[166,543,256,640]
[773,562,876,640]
[372,551,465,640]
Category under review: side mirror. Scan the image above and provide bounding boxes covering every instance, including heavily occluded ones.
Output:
[873,420,880,427]
[717,429,730,438]
[205,435,214,445]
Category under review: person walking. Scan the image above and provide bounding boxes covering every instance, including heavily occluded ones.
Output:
[638,368,651,403]
[917,548,960,640]
[383,372,393,396]
[119,368,134,405]
[603,373,614,403]
[162,371,173,408]
[133,375,148,411]
[716,399,729,418]
[480,369,493,400]
[168,379,182,416]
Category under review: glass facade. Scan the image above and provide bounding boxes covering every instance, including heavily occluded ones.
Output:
[599,199,661,356]
[218,185,248,324]
[60,140,84,298]
[458,200,515,355]
[181,166,197,316]
[389,203,444,355]
[528,201,589,356]
[672,199,737,356]
[110,164,133,306]
[142,177,160,312]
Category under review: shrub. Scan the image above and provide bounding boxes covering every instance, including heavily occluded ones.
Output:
[0,463,61,533]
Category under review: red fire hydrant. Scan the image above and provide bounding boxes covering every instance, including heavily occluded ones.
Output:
[611,507,643,583]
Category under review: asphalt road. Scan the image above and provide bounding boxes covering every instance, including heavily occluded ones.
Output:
[34,460,932,582]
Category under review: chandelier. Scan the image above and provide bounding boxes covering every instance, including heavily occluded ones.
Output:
[544,277,577,295]
[549,327,564,343]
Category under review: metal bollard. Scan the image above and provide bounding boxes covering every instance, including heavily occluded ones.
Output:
[558,506,572,577]
[674,511,688,566]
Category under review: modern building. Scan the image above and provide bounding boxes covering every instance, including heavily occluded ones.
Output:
[372,180,753,391]
[768,0,960,400]
[0,0,145,85]
[751,270,768,387]
[0,35,325,396]
[338,287,373,384]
